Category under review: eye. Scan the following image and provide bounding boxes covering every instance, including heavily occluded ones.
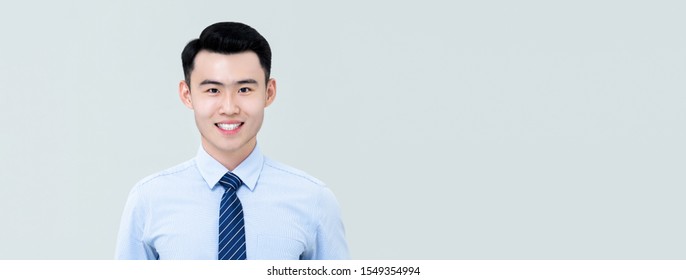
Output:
[207,88,220,95]
[238,87,252,94]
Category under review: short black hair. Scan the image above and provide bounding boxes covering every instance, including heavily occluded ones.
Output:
[181,22,272,84]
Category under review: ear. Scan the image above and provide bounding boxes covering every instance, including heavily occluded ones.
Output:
[179,80,193,109]
[265,78,277,108]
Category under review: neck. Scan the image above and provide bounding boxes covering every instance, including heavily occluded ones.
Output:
[201,139,256,171]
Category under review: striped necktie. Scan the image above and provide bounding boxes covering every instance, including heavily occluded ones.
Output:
[218,172,247,260]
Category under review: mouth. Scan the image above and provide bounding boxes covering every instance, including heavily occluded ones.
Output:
[215,122,244,134]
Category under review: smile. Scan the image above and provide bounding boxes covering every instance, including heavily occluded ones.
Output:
[216,122,243,131]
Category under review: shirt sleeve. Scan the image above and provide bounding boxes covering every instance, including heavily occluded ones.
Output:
[308,187,350,260]
[114,185,158,260]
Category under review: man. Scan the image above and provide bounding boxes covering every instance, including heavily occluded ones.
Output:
[115,22,349,260]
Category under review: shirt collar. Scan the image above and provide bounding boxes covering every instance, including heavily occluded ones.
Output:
[196,145,263,192]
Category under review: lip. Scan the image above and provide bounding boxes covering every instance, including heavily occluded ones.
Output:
[215,121,244,135]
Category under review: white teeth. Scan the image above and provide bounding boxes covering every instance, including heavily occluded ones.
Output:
[217,123,240,130]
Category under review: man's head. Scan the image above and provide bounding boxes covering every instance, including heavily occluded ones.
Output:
[179,22,276,169]
[182,22,272,84]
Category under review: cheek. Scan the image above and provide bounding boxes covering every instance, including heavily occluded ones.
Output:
[240,96,267,114]
[192,99,219,119]
[243,107,265,121]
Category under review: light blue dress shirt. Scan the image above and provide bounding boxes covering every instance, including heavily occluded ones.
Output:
[115,145,349,260]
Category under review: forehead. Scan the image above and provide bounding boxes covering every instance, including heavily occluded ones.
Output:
[191,50,265,83]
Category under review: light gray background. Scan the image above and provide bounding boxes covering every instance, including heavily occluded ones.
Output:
[1,0,684,259]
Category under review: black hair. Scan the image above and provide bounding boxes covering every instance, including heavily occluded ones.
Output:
[181,22,272,84]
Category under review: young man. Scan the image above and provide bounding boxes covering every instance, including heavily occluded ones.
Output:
[115,22,349,260]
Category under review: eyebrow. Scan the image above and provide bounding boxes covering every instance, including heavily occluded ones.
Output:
[236,79,259,85]
[199,79,224,86]
[198,79,259,87]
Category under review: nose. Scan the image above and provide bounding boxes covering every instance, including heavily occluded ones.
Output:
[219,93,240,115]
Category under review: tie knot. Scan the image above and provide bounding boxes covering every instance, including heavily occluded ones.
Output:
[219,172,242,191]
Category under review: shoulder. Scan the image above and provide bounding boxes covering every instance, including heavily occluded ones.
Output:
[131,158,198,192]
[262,157,326,187]
[260,157,342,216]
[120,158,200,221]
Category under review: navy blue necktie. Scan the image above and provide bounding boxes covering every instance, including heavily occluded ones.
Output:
[218,172,247,260]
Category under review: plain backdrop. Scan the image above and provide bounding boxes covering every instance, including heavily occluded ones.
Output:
[0,0,684,259]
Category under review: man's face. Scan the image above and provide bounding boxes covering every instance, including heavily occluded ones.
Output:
[179,50,276,163]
